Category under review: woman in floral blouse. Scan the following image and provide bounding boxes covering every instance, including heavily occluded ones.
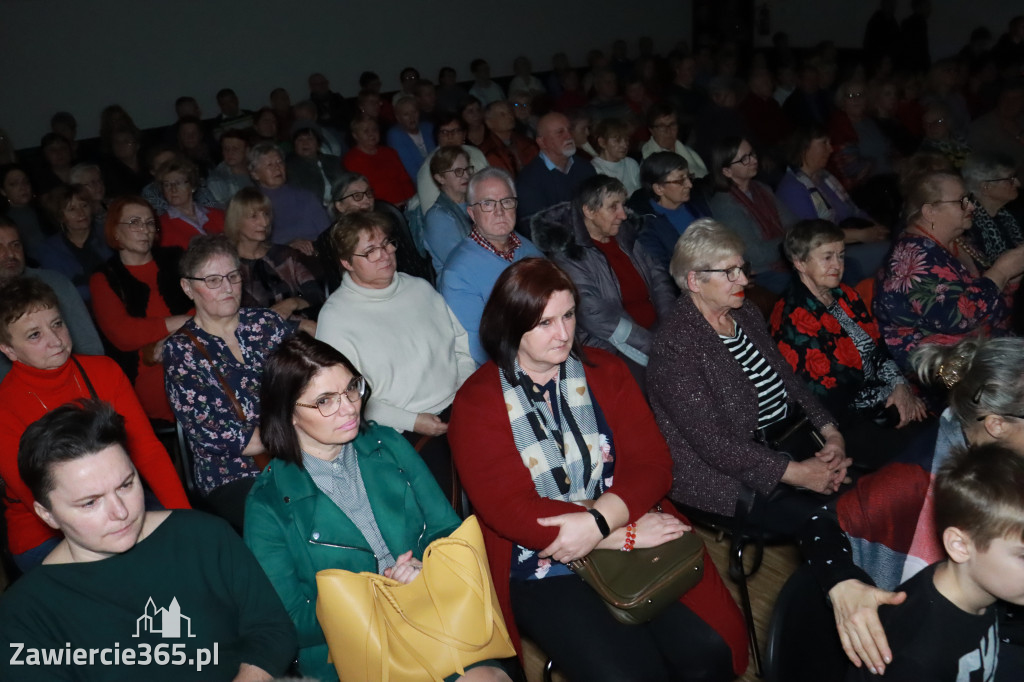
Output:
[771,220,928,467]
[163,235,303,530]
[874,171,1024,375]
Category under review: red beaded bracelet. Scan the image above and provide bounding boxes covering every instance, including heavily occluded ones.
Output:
[621,522,637,552]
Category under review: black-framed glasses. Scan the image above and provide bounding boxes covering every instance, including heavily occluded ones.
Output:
[118,217,159,233]
[161,179,189,190]
[442,165,475,178]
[186,270,242,289]
[931,195,972,211]
[697,262,751,282]
[985,175,1020,185]
[339,188,374,203]
[353,239,397,261]
[438,126,465,137]
[729,151,758,166]
[469,197,518,212]
[295,377,367,416]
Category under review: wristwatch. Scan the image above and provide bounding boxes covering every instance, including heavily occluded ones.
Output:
[586,508,611,538]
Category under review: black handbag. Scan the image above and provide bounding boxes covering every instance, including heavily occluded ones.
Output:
[568,530,705,625]
[756,404,825,462]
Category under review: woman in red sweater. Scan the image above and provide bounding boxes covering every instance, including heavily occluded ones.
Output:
[448,259,747,681]
[0,277,189,571]
[90,197,193,422]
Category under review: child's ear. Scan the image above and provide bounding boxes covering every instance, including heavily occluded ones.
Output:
[942,526,974,564]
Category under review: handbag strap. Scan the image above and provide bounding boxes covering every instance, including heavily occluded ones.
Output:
[70,356,99,400]
[180,326,246,422]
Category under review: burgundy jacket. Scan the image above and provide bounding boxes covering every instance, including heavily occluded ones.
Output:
[449,348,748,673]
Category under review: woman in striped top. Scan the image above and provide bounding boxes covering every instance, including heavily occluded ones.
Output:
[647,219,851,535]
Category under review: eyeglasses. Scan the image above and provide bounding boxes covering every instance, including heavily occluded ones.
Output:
[339,188,374,203]
[438,127,465,137]
[186,270,243,289]
[924,117,946,126]
[442,165,475,178]
[728,151,758,166]
[845,91,864,99]
[295,377,367,417]
[661,174,694,186]
[161,180,189,190]
[118,217,159,233]
[697,262,751,282]
[512,102,530,109]
[469,197,518,212]
[353,238,397,261]
[931,195,972,211]
[985,175,1020,185]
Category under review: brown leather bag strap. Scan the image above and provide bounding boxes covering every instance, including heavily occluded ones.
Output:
[180,326,247,423]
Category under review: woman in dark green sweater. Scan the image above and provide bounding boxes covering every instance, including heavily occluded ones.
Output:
[0,400,297,682]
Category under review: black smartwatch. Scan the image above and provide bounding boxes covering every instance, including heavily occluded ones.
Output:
[587,508,611,538]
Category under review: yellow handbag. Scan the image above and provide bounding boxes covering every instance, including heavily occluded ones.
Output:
[315,515,516,682]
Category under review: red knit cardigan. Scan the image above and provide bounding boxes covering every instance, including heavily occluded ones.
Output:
[448,348,748,674]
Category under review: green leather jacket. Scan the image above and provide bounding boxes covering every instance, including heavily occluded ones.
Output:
[244,424,460,681]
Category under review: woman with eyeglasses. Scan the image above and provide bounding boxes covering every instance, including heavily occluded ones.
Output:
[315,171,433,291]
[874,171,1024,374]
[647,219,850,533]
[244,333,511,682]
[424,145,476,272]
[155,155,225,250]
[708,136,798,294]
[164,235,300,529]
[316,211,475,500]
[448,258,747,681]
[532,174,677,387]
[961,152,1024,264]
[90,197,193,423]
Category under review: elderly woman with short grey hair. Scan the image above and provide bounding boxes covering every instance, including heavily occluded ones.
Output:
[962,152,1023,265]
[647,218,850,533]
[532,174,676,383]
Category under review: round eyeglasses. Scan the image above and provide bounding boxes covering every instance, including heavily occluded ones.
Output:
[295,377,367,416]
[442,165,475,178]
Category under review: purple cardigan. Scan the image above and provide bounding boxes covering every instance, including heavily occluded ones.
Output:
[647,295,833,516]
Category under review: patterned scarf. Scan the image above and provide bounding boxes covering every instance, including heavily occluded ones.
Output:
[500,354,602,503]
[729,182,785,240]
[969,201,1024,265]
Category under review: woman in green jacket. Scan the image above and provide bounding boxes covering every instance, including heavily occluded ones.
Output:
[244,332,510,682]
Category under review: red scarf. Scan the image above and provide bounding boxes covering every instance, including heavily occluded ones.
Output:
[729,182,785,240]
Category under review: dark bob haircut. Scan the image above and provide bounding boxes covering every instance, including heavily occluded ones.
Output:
[260,332,369,467]
[640,151,689,196]
[479,258,586,378]
[19,399,128,508]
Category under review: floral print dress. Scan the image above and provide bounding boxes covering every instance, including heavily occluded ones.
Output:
[163,308,298,494]
[873,234,1010,372]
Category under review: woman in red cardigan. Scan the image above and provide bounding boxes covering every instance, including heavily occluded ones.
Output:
[448,258,747,681]
[90,197,193,423]
[0,277,189,571]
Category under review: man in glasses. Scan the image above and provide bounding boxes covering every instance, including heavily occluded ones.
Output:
[0,219,103,383]
[439,168,544,364]
[515,112,597,236]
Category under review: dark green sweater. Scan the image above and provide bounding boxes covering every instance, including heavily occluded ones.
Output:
[0,510,296,680]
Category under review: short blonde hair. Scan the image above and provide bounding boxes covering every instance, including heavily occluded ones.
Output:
[669,218,745,289]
